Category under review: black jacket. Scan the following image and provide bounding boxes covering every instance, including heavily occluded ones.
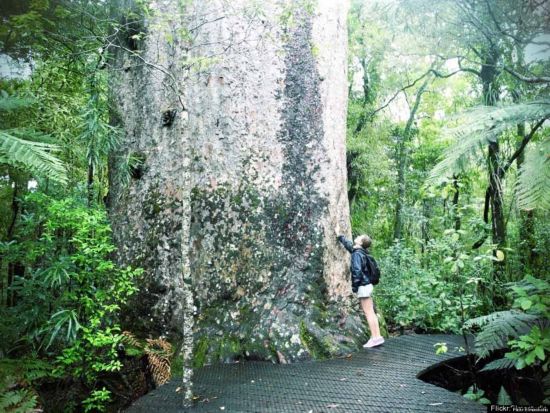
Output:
[337,235,371,293]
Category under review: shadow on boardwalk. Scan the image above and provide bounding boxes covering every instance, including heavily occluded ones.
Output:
[127,334,484,413]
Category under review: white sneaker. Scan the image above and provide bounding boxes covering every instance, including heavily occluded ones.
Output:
[363,337,385,348]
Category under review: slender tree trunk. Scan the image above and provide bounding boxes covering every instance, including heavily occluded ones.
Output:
[353,57,374,136]
[346,150,360,205]
[479,47,506,293]
[6,178,19,307]
[420,198,432,263]
[87,162,94,207]
[6,173,27,307]
[393,78,430,241]
[452,174,461,231]
[488,141,506,247]
[516,122,536,273]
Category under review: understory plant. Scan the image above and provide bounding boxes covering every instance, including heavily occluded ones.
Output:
[464,275,550,403]
[0,192,143,411]
[377,230,492,333]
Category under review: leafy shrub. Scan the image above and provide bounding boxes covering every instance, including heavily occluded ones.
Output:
[466,276,549,373]
[376,231,492,333]
[0,193,142,411]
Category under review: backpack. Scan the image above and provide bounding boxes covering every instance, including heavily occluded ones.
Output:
[364,254,381,285]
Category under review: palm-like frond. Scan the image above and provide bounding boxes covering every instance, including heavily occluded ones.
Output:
[0,129,67,184]
[481,357,515,371]
[427,100,550,184]
[0,93,35,111]
[517,139,550,210]
[464,310,539,358]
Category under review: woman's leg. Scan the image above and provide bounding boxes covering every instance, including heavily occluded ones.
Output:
[360,297,381,338]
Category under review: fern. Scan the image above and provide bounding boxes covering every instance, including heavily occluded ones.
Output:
[0,389,38,413]
[0,129,67,184]
[517,139,550,210]
[0,93,35,112]
[120,333,173,386]
[0,92,67,184]
[464,310,539,358]
[121,331,141,348]
[481,357,515,371]
[427,99,550,184]
[497,386,513,405]
[145,338,173,387]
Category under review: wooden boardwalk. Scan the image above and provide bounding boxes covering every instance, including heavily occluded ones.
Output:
[127,334,484,412]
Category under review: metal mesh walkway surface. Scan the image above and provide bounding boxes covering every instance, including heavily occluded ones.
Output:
[127,334,484,412]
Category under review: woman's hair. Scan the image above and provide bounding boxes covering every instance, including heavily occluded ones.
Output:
[354,234,372,249]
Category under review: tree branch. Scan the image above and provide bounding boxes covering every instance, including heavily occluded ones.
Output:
[366,69,431,121]
[472,188,491,249]
[472,117,547,249]
[458,57,482,77]
[503,67,550,84]
[502,117,548,174]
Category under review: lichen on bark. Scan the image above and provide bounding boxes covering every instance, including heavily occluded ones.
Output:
[108,0,358,400]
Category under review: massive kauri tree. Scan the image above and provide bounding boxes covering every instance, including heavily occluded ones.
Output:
[108,0,361,393]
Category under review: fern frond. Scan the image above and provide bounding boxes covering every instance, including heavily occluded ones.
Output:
[517,139,550,210]
[121,331,142,349]
[0,94,35,111]
[147,353,171,386]
[481,357,515,371]
[428,100,550,184]
[464,310,539,358]
[0,389,38,412]
[145,338,172,356]
[0,130,67,184]
[145,338,172,387]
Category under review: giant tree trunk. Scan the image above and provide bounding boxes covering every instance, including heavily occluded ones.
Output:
[109,0,359,381]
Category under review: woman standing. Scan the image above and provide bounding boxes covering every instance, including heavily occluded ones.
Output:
[338,234,384,348]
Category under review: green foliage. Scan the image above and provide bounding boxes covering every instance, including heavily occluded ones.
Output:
[429,100,550,185]
[497,386,513,406]
[0,93,68,184]
[376,233,490,333]
[465,276,549,374]
[82,388,111,413]
[0,389,38,413]
[0,192,142,410]
[517,139,550,210]
[434,342,448,355]
[0,129,67,184]
[506,326,550,371]
[428,100,550,210]
[463,386,491,405]
[0,358,50,413]
[464,310,539,358]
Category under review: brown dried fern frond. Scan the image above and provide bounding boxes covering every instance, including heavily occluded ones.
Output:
[121,331,142,349]
[147,352,171,386]
[145,338,172,357]
[144,338,173,386]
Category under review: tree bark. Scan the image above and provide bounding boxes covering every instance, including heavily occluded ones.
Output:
[346,150,361,205]
[452,175,461,231]
[479,46,507,289]
[108,3,358,403]
[87,161,94,208]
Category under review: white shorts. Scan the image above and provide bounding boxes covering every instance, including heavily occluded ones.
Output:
[357,284,373,298]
